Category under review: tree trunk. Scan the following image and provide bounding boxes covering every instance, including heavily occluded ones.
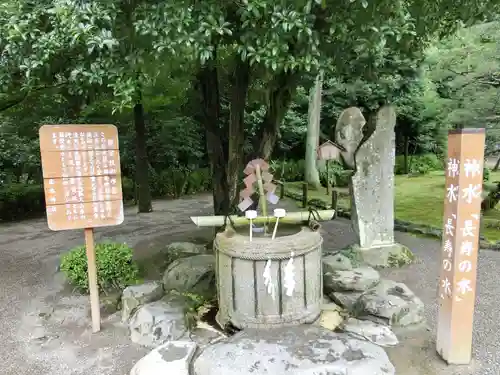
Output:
[305,73,323,189]
[403,135,409,174]
[254,71,299,159]
[134,100,153,213]
[494,156,500,171]
[196,62,228,216]
[227,59,250,211]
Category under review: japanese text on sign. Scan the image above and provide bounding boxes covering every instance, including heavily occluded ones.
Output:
[440,154,483,300]
[39,125,124,231]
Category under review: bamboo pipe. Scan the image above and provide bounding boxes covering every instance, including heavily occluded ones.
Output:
[190,209,335,227]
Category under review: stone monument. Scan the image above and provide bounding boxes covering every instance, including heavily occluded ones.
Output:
[335,106,413,267]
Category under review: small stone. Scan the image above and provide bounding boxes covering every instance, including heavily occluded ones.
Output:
[122,281,164,323]
[316,305,343,331]
[330,291,363,311]
[130,341,197,375]
[324,266,380,293]
[354,279,425,327]
[163,255,215,298]
[129,299,187,348]
[323,253,353,272]
[340,318,398,347]
[193,325,395,375]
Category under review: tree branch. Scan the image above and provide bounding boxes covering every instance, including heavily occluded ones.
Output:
[0,82,66,112]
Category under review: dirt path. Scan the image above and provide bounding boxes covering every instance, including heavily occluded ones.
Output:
[1,195,499,374]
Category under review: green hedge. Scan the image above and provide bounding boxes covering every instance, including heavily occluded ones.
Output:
[0,168,212,222]
[0,184,45,221]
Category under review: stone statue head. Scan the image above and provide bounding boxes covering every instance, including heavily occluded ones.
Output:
[334,107,366,169]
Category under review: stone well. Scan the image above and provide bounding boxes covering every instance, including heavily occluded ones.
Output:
[214,225,323,329]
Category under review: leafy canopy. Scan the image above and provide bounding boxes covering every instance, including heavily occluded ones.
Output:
[2,0,499,113]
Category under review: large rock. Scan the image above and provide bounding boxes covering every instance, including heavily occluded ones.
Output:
[163,255,215,298]
[122,281,164,322]
[351,243,415,268]
[193,325,395,375]
[340,318,398,347]
[354,280,425,327]
[324,266,380,293]
[165,242,207,255]
[130,341,197,375]
[323,253,353,272]
[129,295,188,348]
[330,291,363,311]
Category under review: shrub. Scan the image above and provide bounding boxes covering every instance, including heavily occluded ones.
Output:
[395,153,443,175]
[186,168,212,194]
[150,168,212,198]
[319,161,350,188]
[60,242,140,293]
[0,183,45,221]
[270,159,305,182]
[121,176,136,202]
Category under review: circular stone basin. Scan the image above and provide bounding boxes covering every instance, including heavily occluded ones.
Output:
[214,225,323,329]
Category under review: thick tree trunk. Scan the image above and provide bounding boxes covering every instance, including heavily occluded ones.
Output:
[305,73,323,189]
[494,155,500,171]
[403,135,409,174]
[134,101,153,213]
[227,59,251,211]
[196,63,228,216]
[254,71,299,159]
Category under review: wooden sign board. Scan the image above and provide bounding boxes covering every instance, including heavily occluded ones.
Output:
[317,140,342,161]
[436,128,485,365]
[39,124,124,231]
[39,124,125,334]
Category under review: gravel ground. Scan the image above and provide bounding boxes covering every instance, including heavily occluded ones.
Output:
[0,194,498,375]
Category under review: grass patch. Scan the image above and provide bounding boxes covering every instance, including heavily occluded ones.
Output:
[285,170,500,243]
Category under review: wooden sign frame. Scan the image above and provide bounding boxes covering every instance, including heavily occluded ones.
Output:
[39,124,125,333]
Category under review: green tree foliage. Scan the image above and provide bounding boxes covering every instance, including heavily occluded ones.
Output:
[425,21,500,160]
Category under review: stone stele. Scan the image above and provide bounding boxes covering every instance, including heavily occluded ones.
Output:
[193,325,395,375]
[349,106,413,267]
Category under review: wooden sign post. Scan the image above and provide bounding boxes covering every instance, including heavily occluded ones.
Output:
[317,140,343,195]
[436,128,485,364]
[39,124,124,333]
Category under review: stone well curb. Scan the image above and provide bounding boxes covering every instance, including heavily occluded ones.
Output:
[284,189,500,251]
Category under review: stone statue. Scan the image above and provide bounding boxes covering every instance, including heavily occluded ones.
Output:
[334,107,366,170]
[334,106,413,267]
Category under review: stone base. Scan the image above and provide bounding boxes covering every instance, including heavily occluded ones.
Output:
[348,243,415,268]
[193,325,395,375]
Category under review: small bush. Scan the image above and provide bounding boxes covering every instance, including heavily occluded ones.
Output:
[0,184,45,221]
[270,159,305,182]
[395,153,443,175]
[319,161,350,188]
[121,176,136,202]
[60,242,140,293]
[186,168,212,194]
[151,168,212,198]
